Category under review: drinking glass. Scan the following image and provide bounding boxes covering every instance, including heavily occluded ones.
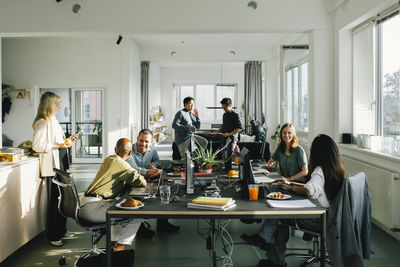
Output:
[159,185,171,204]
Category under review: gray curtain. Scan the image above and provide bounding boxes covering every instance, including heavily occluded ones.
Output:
[141,61,150,129]
[244,61,263,133]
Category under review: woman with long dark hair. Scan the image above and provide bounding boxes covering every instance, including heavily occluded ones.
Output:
[256,134,345,267]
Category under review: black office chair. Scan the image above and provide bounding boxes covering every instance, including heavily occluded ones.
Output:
[172,141,181,160]
[52,168,108,266]
[283,222,330,267]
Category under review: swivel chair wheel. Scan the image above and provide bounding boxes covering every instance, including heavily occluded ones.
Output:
[59,255,66,265]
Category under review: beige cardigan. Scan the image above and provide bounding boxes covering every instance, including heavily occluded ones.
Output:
[32,118,64,177]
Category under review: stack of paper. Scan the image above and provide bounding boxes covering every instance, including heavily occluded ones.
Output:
[187,197,236,211]
[266,199,317,208]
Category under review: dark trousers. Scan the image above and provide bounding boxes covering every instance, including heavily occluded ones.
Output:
[223,137,237,172]
[46,148,69,241]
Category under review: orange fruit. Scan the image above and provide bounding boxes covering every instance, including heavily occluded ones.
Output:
[228,170,238,177]
[64,138,72,146]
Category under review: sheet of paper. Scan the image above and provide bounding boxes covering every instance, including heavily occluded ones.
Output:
[253,174,279,184]
[266,199,317,208]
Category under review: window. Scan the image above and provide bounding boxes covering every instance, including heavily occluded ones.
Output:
[175,84,237,124]
[352,8,400,156]
[285,61,309,132]
[379,13,400,138]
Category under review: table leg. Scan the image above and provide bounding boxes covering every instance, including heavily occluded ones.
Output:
[210,219,217,267]
[320,212,326,267]
[106,213,112,267]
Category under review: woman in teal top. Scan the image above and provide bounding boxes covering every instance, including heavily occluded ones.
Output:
[266,123,308,183]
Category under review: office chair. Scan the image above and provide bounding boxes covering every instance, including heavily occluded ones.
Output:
[283,222,330,267]
[52,168,108,266]
[284,172,371,267]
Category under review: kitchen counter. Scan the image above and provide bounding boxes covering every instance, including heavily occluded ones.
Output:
[0,155,39,171]
[0,156,47,262]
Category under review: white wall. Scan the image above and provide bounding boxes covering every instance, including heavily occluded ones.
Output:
[1,37,141,156]
[159,62,245,135]
[129,40,141,140]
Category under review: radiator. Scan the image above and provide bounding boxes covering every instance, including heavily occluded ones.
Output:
[342,156,400,240]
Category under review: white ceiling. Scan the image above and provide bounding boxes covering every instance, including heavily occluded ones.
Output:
[0,0,328,61]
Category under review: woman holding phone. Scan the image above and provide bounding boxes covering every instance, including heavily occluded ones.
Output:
[32,92,76,246]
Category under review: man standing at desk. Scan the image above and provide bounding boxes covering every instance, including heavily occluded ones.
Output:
[127,129,180,232]
[80,138,155,252]
[214,97,243,172]
[172,96,208,158]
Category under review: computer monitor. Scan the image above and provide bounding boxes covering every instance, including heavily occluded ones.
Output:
[185,149,195,194]
[238,141,271,161]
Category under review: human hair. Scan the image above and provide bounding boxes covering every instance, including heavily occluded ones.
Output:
[309,134,345,202]
[183,96,194,105]
[278,123,298,153]
[32,92,62,128]
[138,128,153,137]
[220,97,232,106]
[115,138,132,156]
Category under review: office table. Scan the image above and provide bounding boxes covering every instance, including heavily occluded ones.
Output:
[106,194,326,267]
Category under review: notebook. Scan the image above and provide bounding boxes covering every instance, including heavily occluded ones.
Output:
[129,170,163,196]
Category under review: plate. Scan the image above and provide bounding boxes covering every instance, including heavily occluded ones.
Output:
[266,193,291,200]
[116,199,145,210]
[223,175,239,179]
[167,172,183,177]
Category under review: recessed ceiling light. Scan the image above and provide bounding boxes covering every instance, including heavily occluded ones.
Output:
[247,1,257,10]
[230,50,236,56]
[181,41,186,44]
[170,51,177,56]
[72,4,81,13]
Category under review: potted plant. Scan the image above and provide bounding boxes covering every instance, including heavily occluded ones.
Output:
[192,140,231,173]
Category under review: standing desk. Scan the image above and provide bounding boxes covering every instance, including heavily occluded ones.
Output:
[106,195,326,267]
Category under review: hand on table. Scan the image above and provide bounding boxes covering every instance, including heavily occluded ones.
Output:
[146,168,161,179]
[147,164,156,170]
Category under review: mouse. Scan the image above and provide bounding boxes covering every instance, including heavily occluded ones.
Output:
[170,195,180,202]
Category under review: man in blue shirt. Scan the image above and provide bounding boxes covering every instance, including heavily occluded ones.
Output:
[127,129,180,232]
[127,129,161,179]
[172,96,207,159]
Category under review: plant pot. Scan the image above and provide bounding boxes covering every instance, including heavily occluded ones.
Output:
[199,164,213,173]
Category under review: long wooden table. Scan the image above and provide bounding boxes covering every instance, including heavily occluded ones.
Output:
[106,191,326,267]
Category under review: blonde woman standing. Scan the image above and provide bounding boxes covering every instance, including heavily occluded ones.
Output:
[32,92,75,247]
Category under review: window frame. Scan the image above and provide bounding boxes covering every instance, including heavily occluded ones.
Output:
[284,57,309,134]
[174,83,238,124]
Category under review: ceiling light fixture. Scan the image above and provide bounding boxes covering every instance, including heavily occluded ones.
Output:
[247,1,257,10]
[230,50,236,56]
[170,51,177,56]
[72,3,81,13]
[116,35,123,45]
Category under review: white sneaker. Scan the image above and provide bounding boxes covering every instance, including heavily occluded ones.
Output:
[50,240,63,247]
[63,231,76,237]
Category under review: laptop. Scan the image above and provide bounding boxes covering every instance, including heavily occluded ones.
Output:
[129,170,163,197]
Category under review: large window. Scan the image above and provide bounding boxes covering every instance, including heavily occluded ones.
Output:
[175,84,237,124]
[352,8,400,156]
[285,61,309,132]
